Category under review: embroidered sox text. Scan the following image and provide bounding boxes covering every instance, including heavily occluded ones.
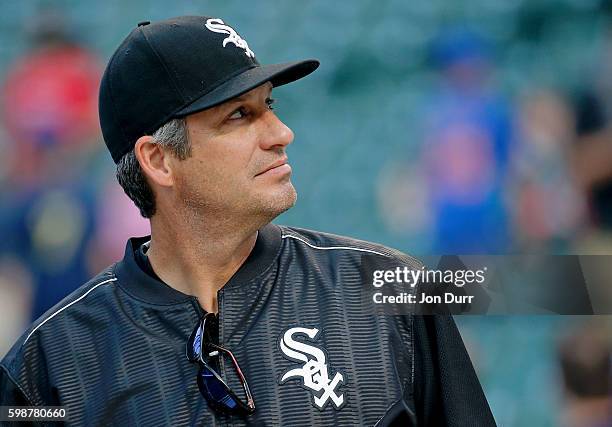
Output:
[279,327,346,410]
[205,18,255,58]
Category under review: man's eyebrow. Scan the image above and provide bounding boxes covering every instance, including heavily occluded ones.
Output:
[223,88,273,106]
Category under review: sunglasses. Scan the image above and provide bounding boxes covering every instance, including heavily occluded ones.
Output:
[186,313,255,414]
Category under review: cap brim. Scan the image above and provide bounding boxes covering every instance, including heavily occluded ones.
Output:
[174,59,319,117]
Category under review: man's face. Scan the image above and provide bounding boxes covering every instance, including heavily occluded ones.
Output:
[169,82,297,223]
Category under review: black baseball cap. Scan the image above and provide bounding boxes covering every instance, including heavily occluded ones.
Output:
[99,16,319,163]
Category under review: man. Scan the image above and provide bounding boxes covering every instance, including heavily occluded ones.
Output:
[0,16,496,426]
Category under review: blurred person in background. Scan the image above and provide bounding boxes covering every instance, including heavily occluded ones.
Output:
[511,90,586,252]
[557,320,611,427]
[0,8,146,327]
[419,28,513,254]
[0,8,101,323]
[571,32,612,254]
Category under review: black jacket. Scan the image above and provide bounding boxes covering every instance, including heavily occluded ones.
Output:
[0,224,496,426]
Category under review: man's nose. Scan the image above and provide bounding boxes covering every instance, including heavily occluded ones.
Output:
[259,111,294,150]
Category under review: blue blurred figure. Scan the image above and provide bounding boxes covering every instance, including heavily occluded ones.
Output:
[420,28,512,253]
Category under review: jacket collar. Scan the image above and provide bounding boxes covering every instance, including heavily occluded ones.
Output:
[114,223,282,305]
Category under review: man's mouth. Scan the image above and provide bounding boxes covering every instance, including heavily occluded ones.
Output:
[255,157,291,177]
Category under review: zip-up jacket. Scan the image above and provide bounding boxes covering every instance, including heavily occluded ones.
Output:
[0,223,496,426]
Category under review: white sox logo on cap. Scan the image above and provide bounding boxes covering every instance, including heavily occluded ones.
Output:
[205,18,255,58]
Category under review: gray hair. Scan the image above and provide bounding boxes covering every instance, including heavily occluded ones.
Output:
[116,118,190,218]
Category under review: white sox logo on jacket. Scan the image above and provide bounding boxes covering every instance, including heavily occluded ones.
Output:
[205,18,255,58]
[279,327,346,410]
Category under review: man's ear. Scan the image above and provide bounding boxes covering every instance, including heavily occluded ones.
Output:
[134,136,174,188]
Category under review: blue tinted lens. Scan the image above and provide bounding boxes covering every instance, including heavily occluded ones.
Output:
[187,322,203,361]
[198,366,238,410]
[193,331,202,357]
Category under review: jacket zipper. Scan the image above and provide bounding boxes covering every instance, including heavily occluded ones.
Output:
[191,292,233,427]
[216,289,227,387]
[216,290,234,427]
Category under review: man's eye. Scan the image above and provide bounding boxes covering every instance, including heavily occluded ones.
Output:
[266,98,276,110]
[228,107,248,120]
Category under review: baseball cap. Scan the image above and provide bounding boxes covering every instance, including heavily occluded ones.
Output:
[99,16,319,163]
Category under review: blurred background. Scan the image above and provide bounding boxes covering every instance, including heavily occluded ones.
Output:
[0,1,610,425]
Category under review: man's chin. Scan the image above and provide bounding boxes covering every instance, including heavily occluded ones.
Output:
[273,184,297,211]
[256,184,297,219]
